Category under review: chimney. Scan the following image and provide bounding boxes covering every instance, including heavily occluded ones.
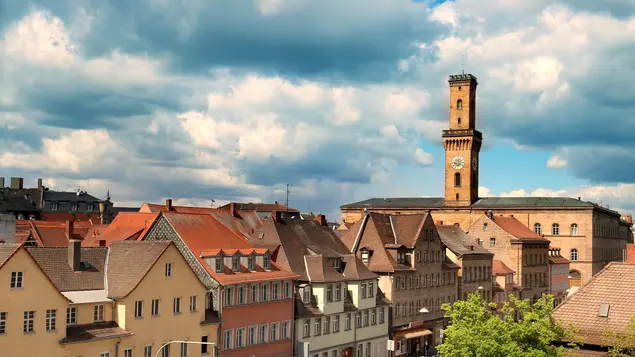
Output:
[314,214,327,226]
[68,240,82,271]
[37,178,43,190]
[98,201,106,224]
[10,177,23,190]
[165,198,173,211]
[274,201,279,205]
[229,202,236,217]
[65,220,74,239]
[272,210,284,223]
[98,240,106,247]
[578,197,581,201]
[0,177,4,188]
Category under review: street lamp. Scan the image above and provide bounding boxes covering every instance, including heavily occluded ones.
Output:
[154,340,216,357]
[419,307,429,314]
[477,286,484,290]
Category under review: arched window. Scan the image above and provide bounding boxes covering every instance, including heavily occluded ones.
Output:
[457,99,463,110]
[455,173,461,187]
[552,223,560,235]
[534,223,541,235]
[570,248,578,261]
[457,117,461,125]
[571,223,579,236]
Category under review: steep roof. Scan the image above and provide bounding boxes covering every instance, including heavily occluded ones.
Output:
[29,221,96,246]
[163,212,297,284]
[83,212,159,247]
[0,190,39,213]
[0,243,21,267]
[106,241,172,298]
[492,260,515,275]
[437,225,493,257]
[250,216,376,282]
[553,263,635,346]
[27,246,107,291]
[491,216,548,241]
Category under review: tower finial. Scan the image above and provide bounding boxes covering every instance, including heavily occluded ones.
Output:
[461,53,465,75]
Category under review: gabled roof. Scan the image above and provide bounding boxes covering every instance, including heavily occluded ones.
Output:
[106,241,172,299]
[27,246,107,291]
[163,212,297,285]
[83,212,159,247]
[490,216,548,241]
[0,243,22,268]
[437,225,493,257]
[492,260,515,275]
[249,216,376,282]
[553,263,635,346]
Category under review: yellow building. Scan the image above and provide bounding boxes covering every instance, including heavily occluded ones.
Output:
[0,240,219,357]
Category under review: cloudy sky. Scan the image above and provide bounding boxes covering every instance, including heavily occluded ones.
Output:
[1,0,634,220]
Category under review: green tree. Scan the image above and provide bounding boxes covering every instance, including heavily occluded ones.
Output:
[603,315,635,356]
[436,293,579,357]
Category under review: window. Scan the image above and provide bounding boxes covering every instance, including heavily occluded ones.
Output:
[357,344,363,357]
[238,285,246,304]
[371,309,376,324]
[323,317,330,334]
[345,313,351,330]
[70,202,78,211]
[571,249,579,261]
[45,309,56,331]
[552,223,560,235]
[332,350,338,357]
[236,328,245,348]
[282,320,291,339]
[400,276,406,289]
[180,343,188,357]
[201,336,209,354]
[272,282,280,300]
[152,299,160,316]
[66,306,77,325]
[173,297,182,314]
[263,254,271,270]
[368,281,374,297]
[124,349,133,357]
[165,263,173,277]
[458,117,462,125]
[101,353,111,357]
[51,201,59,210]
[314,318,322,335]
[303,319,311,337]
[223,330,234,350]
[248,326,257,345]
[248,256,256,271]
[144,345,152,357]
[10,272,23,289]
[334,283,341,301]
[186,295,196,312]
[361,250,369,263]
[483,223,488,231]
[24,311,34,333]
[261,283,269,302]
[251,284,259,303]
[355,312,361,328]
[259,324,268,343]
[379,308,385,323]
[456,193,459,200]
[224,287,234,307]
[271,322,280,341]
[135,301,143,318]
[215,258,223,273]
[283,281,291,299]
[489,238,496,247]
[327,284,333,302]
[94,304,104,322]
[231,256,239,272]
[366,342,371,357]
[361,283,367,298]
[454,173,461,187]
[571,224,579,236]
[534,223,542,235]
[457,99,463,110]
[162,345,170,357]
[0,312,6,334]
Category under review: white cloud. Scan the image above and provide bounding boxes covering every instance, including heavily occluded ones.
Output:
[414,148,433,166]
[546,155,568,169]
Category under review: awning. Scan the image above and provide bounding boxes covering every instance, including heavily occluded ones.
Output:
[394,326,433,340]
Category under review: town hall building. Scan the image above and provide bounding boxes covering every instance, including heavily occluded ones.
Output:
[340,73,633,286]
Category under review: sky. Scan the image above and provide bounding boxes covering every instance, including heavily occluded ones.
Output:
[1,0,635,221]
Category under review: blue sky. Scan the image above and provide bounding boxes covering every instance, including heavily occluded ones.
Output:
[1,0,634,220]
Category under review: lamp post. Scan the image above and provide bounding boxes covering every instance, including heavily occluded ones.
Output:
[419,307,429,356]
[154,340,216,357]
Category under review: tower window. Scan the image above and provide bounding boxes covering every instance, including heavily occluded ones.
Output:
[457,99,463,110]
[455,193,459,200]
[458,86,462,91]
[457,117,461,125]
[454,173,461,187]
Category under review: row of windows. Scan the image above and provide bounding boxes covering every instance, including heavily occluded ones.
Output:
[533,223,579,236]
[523,272,549,289]
[462,266,491,282]
[100,337,211,357]
[224,281,292,307]
[65,304,105,325]
[223,321,291,350]
[394,296,455,317]
[49,201,96,211]
[134,296,198,318]
[395,272,456,290]
[523,252,548,267]
[212,254,271,273]
[312,342,376,357]
[0,310,57,334]
[302,308,386,338]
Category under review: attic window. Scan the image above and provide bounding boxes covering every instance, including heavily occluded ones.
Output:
[52,201,59,210]
[331,258,340,269]
[248,256,256,271]
[397,251,406,265]
[231,257,239,272]
[301,286,311,304]
[79,262,93,270]
[263,254,271,270]
[87,203,95,211]
[361,249,370,263]
[599,303,610,317]
[258,232,265,240]
[214,258,223,273]
[71,202,79,211]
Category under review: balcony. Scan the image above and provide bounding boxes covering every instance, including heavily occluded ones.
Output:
[201,308,221,325]
[442,129,482,140]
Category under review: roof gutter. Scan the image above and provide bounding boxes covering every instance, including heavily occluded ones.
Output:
[351,214,370,254]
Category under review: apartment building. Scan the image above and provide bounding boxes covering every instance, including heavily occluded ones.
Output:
[436,224,494,301]
[491,260,521,315]
[248,212,390,357]
[143,211,298,357]
[548,247,570,306]
[340,212,459,356]
[468,214,550,301]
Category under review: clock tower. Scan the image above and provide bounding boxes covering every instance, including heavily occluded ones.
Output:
[442,73,482,207]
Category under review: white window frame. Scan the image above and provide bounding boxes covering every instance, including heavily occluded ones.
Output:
[250,284,259,303]
[282,320,291,339]
[237,285,247,305]
[490,238,496,247]
[302,285,311,303]
[134,301,143,318]
[261,283,269,302]
[10,271,23,289]
[271,322,280,341]
[180,342,188,357]
[165,263,173,277]
[259,323,269,343]
[151,299,160,316]
[94,304,105,322]
[334,283,341,301]
[248,256,256,271]
[223,329,234,350]
[283,281,291,299]
[303,319,310,337]
[101,352,111,357]
[190,295,197,312]
[248,325,258,345]
[272,282,280,300]
[24,311,34,333]
[144,345,152,357]
[333,315,340,332]
[124,348,133,357]
[224,287,234,307]
[0,312,6,334]
[45,309,56,331]
[173,297,182,314]
[66,306,77,325]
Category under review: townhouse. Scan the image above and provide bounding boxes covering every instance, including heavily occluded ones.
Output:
[548,247,570,307]
[142,211,298,357]
[248,212,390,357]
[0,239,219,357]
[340,212,459,356]
[491,260,521,316]
[436,224,494,301]
[468,213,550,301]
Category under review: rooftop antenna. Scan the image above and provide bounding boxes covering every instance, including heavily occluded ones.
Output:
[285,184,291,212]
[461,53,465,75]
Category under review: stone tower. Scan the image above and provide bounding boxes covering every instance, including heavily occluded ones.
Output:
[442,73,482,207]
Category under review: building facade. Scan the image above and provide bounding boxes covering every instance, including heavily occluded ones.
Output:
[548,247,570,306]
[249,212,389,357]
[340,212,458,356]
[340,73,632,286]
[491,259,521,311]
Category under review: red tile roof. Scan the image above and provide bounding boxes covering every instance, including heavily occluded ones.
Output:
[39,212,101,224]
[83,212,159,247]
[26,221,99,246]
[163,212,297,285]
[491,216,548,241]
[0,243,21,268]
[492,259,515,275]
[200,248,269,257]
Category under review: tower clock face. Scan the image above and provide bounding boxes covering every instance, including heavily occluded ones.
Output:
[451,156,465,170]
[472,157,478,170]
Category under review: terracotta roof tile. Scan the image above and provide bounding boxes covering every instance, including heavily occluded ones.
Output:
[27,246,107,291]
[492,260,515,275]
[0,243,21,267]
[491,216,548,241]
[83,212,159,247]
[553,263,635,347]
[60,321,133,344]
[437,224,493,256]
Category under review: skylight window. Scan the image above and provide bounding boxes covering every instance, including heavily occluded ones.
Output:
[599,303,610,317]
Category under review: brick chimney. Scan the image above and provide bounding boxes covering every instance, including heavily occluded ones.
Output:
[165,198,173,211]
[65,220,74,239]
[68,240,81,271]
[314,214,327,226]
[10,177,23,189]
[229,202,236,217]
[98,240,106,247]
[37,178,43,190]
[626,244,635,264]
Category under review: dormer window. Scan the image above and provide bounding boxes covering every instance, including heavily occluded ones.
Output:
[52,201,59,210]
[397,251,406,265]
[215,258,223,273]
[87,203,95,211]
[361,249,370,263]
[70,202,78,211]
[263,254,271,270]
[301,286,311,304]
[232,256,240,272]
[248,256,256,271]
[331,258,340,269]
